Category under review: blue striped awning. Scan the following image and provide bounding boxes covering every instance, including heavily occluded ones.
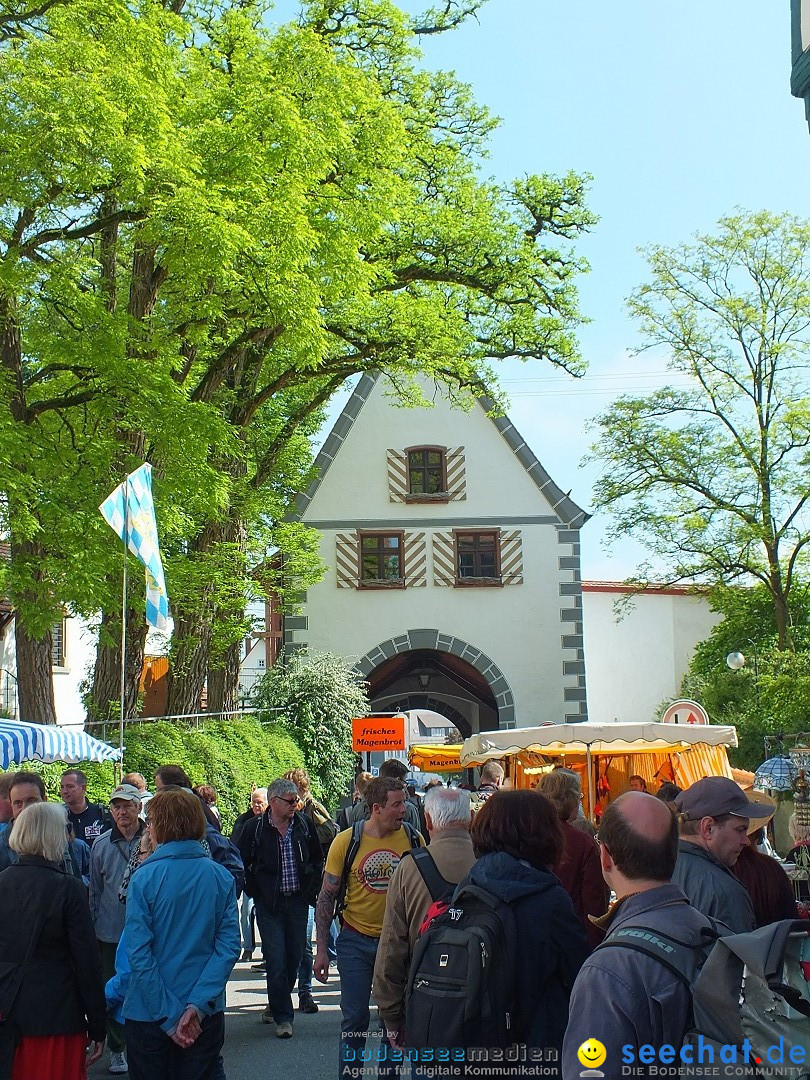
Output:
[0,720,122,769]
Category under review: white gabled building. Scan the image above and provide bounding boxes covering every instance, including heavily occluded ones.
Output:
[284,372,590,737]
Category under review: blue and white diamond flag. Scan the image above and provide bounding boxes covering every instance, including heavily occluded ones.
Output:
[99,463,170,631]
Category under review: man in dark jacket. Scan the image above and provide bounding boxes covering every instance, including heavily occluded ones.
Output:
[237,777,323,1039]
[562,792,721,1080]
[60,768,110,846]
[672,776,772,934]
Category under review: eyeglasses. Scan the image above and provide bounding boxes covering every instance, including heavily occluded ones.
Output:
[273,796,298,806]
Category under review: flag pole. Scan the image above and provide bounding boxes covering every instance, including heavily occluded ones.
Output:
[119,476,129,760]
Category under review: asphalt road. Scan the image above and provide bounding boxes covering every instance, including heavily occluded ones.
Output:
[90,956,392,1080]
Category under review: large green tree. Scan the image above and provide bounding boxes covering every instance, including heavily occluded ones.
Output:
[1,0,595,722]
[590,211,810,650]
[682,583,810,769]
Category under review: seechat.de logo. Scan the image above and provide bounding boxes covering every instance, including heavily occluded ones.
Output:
[578,1039,606,1077]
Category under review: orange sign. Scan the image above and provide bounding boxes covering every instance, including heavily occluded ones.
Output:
[352,715,406,753]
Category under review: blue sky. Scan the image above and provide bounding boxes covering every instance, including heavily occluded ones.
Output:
[283,1,810,579]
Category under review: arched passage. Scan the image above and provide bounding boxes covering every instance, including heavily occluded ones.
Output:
[353,629,515,735]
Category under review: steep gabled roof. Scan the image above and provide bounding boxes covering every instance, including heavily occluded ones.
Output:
[295,370,589,527]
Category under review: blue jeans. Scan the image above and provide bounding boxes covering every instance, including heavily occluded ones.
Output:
[239,893,254,951]
[254,893,309,1025]
[337,926,398,1080]
[298,906,338,994]
[125,1012,224,1080]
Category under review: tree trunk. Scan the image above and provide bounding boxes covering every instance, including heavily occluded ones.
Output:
[206,639,241,714]
[89,608,147,723]
[15,621,56,724]
[165,616,210,715]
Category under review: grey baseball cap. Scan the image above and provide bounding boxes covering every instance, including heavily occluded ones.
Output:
[675,776,773,821]
[109,783,142,805]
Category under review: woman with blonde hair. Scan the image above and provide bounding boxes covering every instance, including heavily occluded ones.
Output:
[0,802,105,1078]
[536,770,609,950]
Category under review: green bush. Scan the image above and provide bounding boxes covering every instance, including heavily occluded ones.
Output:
[250,651,365,810]
[7,716,305,833]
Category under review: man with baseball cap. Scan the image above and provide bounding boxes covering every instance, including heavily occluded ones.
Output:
[672,776,772,934]
[89,783,144,1074]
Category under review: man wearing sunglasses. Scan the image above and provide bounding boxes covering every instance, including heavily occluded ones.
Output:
[237,777,323,1039]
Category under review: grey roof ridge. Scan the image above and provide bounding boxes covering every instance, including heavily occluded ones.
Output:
[294,370,590,528]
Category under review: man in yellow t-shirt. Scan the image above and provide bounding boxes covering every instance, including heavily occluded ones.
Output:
[314,776,422,1080]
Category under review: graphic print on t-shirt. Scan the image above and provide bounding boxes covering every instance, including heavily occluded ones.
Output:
[354,847,403,894]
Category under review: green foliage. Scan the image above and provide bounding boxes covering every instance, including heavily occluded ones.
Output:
[682,583,810,769]
[122,718,304,831]
[7,717,304,832]
[250,651,365,809]
[589,211,810,649]
[1,0,594,716]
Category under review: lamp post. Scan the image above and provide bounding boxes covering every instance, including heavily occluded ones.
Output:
[726,641,760,702]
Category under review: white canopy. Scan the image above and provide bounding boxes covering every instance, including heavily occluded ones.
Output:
[460,722,738,765]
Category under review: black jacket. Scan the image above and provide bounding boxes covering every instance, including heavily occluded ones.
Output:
[0,856,106,1040]
[237,810,323,910]
[230,809,256,846]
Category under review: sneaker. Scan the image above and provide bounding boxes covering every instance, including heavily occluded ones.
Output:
[298,992,318,1014]
[251,960,266,972]
[275,1021,293,1039]
[108,1050,128,1074]
[261,1006,274,1024]
[240,949,253,962]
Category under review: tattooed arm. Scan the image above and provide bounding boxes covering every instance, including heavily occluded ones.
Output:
[314,872,340,983]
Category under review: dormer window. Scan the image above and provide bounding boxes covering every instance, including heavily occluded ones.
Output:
[407,447,447,497]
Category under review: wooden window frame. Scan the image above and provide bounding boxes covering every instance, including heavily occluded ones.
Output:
[405,445,449,502]
[453,529,502,587]
[357,530,406,589]
[52,616,67,668]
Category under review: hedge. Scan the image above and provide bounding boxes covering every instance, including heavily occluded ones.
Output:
[9,717,305,833]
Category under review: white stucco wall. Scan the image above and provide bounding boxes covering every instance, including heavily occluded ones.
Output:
[2,614,96,725]
[582,586,721,724]
[52,616,97,725]
[296,375,587,730]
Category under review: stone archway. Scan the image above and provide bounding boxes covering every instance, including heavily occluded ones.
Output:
[354,628,515,730]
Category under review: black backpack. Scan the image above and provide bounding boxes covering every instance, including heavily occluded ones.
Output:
[404,881,520,1051]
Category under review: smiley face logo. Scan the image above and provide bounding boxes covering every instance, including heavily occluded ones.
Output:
[577,1039,606,1070]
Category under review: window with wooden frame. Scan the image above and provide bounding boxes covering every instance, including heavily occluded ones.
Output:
[51,617,67,668]
[407,446,447,498]
[455,530,501,585]
[358,532,405,587]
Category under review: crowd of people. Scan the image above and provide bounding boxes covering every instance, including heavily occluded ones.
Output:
[0,759,801,1080]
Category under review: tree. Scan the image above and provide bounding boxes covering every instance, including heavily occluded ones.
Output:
[250,650,366,809]
[682,583,810,769]
[1,0,595,721]
[590,211,810,650]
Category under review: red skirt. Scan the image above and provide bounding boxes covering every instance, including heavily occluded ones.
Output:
[12,1032,87,1080]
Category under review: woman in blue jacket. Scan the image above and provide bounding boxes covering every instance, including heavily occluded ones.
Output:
[121,787,240,1080]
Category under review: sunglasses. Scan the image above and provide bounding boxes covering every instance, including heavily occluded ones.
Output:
[273,796,298,806]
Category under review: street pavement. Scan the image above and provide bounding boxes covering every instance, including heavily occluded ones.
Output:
[220,956,340,1078]
[90,955,393,1080]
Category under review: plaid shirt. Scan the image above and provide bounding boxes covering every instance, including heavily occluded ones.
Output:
[278,823,300,895]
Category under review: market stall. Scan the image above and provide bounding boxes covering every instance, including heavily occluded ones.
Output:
[460,722,737,819]
[0,719,123,768]
[408,744,468,772]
